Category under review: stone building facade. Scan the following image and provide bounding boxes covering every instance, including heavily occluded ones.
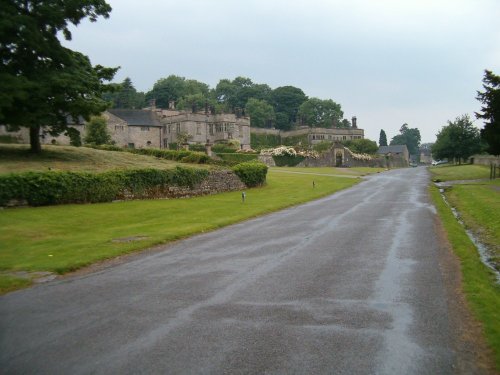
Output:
[0,108,252,150]
[251,126,364,144]
[160,110,251,149]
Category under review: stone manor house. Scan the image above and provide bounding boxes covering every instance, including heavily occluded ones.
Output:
[0,106,252,150]
[1,107,364,149]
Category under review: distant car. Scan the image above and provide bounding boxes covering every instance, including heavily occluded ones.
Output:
[431,160,447,166]
[409,162,418,167]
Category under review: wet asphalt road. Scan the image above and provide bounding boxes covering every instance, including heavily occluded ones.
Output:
[1,167,461,374]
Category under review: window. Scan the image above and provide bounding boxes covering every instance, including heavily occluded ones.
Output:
[176,123,181,133]
[141,126,150,131]
[196,124,201,135]
[115,125,124,131]
[209,124,214,135]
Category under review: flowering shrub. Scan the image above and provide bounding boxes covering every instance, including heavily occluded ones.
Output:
[345,147,373,161]
[261,146,297,157]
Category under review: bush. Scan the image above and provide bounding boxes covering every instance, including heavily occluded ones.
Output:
[0,167,209,207]
[0,135,18,144]
[216,153,259,166]
[212,143,238,153]
[232,162,268,187]
[180,152,210,164]
[272,155,305,167]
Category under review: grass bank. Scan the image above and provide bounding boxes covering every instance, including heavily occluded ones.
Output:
[0,144,196,174]
[430,164,490,181]
[0,168,360,293]
[429,165,500,369]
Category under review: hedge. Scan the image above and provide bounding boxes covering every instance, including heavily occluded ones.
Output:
[216,153,259,166]
[0,167,209,207]
[272,155,305,167]
[232,162,268,187]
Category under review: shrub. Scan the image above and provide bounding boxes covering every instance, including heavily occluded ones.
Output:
[216,153,259,166]
[272,155,305,167]
[0,167,209,207]
[181,152,210,164]
[232,162,268,187]
[0,135,18,144]
[212,143,238,153]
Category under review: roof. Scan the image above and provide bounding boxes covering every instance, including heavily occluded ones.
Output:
[108,109,161,127]
[377,145,408,154]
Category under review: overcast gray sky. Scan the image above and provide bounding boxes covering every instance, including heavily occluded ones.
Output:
[63,0,500,143]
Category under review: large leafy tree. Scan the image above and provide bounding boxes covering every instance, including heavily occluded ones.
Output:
[213,77,272,112]
[476,69,500,155]
[108,77,145,109]
[146,75,209,108]
[271,86,307,130]
[379,129,388,146]
[390,123,421,156]
[297,98,343,128]
[0,0,118,153]
[343,138,379,154]
[245,98,275,128]
[432,114,482,164]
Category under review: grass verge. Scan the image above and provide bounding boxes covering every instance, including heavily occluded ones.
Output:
[429,164,490,181]
[430,185,500,369]
[0,169,359,293]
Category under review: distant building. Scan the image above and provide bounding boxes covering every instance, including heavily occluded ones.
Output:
[251,126,364,145]
[377,145,410,166]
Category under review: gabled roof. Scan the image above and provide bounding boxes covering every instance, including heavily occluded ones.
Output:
[377,145,408,154]
[108,109,161,127]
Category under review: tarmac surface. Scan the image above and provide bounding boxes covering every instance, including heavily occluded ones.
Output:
[0,167,478,374]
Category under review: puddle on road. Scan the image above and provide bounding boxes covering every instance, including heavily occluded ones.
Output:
[438,188,500,283]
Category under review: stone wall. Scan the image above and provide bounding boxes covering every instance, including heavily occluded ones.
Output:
[471,154,500,166]
[115,170,246,201]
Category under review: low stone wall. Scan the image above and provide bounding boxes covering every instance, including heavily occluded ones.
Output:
[93,170,246,201]
[471,154,500,166]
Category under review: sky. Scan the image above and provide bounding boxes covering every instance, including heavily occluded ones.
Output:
[63,0,500,143]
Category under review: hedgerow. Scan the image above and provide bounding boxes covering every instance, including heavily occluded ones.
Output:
[0,167,209,207]
[232,162,268,187]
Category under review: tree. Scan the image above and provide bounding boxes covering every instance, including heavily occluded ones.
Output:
[476,69,500,155]
[84,116,111,145]
[213,77,272,112]
[271,86,307,130]
[245,98,275,128]
[390,123,421,156]
[107,77,145,109]
[343,139,379,154]
[0,0,118,153]
[379,129,388,146]
[297,98,343,128]
[432,115,482,164]
[145,75,208,108]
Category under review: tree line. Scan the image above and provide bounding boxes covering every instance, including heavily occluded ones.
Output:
[105,75,351,131]
[432,70,500,162]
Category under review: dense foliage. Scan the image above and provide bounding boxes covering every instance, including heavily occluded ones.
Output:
[379,129,388,146]
[297,98,343,128]
[84,116,111,145]
[232,162,268,187]
[432,115,482,164]
[0,167,209,207]
[390,123,421,156]
[104,77,145,109]
[343,138,379,154]
[476,69,500,156]
[0,0,118,153]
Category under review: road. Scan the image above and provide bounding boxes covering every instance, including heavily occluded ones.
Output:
[0,167,478,374]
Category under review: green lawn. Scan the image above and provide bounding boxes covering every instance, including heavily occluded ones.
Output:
[429,164,490,181]
[0,168,359,293]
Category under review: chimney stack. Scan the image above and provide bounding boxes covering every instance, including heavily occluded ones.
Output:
[352,116,357,129]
